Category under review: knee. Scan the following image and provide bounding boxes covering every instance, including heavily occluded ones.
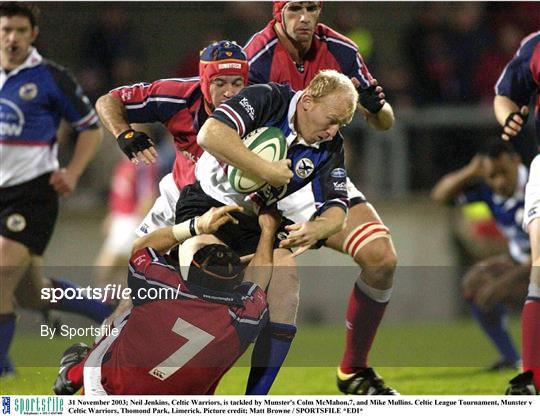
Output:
[461,264,486,301]
[354,239,397,287]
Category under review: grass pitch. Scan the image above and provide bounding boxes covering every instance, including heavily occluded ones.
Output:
[0,318,520,395]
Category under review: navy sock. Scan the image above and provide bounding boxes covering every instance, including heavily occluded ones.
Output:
[470,303,520,363]
[0,314,16,376]
[49,279,112,323]
[246,322,296,395]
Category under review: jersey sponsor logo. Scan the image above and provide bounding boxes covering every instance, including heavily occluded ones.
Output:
[218,63,242,70]
[239,97,255,120]
[19,83,38,101]
[125,131,134,139]
[330,168,346,178]
[6,213,26,232]
[333,181,347,191]
[528,206,537,219]
[295,158,314,179]
[133,253,148,266]
[0,99,25,137]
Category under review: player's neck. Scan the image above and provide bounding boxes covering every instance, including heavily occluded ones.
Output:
[274,22,312,64]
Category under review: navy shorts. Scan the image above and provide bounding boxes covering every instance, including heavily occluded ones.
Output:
[175,182,291,257]
[0,173,59,255]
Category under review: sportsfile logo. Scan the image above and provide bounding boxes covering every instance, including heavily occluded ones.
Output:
[2,397,10,415]
[12,397,63,415]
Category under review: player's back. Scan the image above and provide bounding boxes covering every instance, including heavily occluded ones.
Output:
[98,248,267,395]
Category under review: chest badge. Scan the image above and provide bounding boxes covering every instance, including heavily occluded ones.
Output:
[19,83,38,101]
[295,158,314,179]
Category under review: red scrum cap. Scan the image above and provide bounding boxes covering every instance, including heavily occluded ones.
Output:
[199,40,249,105]
[273,1,322,23]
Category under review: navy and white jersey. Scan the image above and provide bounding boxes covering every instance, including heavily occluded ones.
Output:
[0,48,98,187]
[495,31,540,154]
[457,165,531,264]
[195,83,348,216]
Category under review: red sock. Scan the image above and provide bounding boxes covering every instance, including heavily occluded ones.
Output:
[66,362,84,388]
[340,285,388,373]
[522,298,540,388]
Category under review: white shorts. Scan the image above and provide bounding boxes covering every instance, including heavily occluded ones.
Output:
[278,177,365,223]
[524,154,540,228]
[136,173,180,237]
[103,214,139,257]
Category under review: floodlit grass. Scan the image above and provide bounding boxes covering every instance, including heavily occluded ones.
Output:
[0,318,520,395]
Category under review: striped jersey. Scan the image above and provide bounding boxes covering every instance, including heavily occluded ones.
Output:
[110,78,208,189]
[458,165,530,264]
[196,82,348,216]
[97,247,267,395]
[244,21,374,90]
[495,31,540,151]
[0,48,98,187]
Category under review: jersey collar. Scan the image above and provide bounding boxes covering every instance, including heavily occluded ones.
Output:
[0,47,43,87]
[287,90,331,149]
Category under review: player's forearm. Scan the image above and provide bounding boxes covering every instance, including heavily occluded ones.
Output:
[493,95,520,127]
[364,103,394,131]
[431,167,477,204]
[132,227,178,255]
[66,128,102,178]
[243,229,275,289]
[315,207,347,240]
[198,119,270,179]
[96,93,132,137]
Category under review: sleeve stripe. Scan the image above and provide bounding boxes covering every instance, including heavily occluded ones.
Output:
[110,82,150,92]
[72,110,99,129]
[248,38,279,66]
[215,104,246,137]
[228,307,268,325]
[125,96,187,110]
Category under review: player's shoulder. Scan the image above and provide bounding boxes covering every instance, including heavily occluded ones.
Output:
[315,23,359,52]
[41,58,77,88]
[244,21,278,58]
[151,77,201,97]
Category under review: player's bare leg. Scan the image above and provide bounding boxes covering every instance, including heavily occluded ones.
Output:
[325,202,398,394]
[246,248,298,394]
[0,236,31,375]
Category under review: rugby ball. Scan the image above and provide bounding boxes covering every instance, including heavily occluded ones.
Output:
[228,127,287,193]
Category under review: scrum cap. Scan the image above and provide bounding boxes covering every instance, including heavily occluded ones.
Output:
[273,1,322,23]
[187,244,243,292]
[199,40,248,105]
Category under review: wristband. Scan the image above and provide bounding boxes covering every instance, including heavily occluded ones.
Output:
[172,217,200,242]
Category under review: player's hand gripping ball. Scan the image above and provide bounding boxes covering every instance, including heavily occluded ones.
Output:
[228,127,287,193]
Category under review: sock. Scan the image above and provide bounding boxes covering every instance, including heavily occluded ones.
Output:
[340,283,389,374]
[246,322,297,395]
[522,286,540,388]
[470,303,520,364]
[49,279,112,323]
[66,361,84,388]
[0,314,16,376]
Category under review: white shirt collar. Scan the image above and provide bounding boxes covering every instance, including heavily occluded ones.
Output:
[0,47,43,88]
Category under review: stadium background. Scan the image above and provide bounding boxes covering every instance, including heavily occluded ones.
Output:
[4,1,540,394]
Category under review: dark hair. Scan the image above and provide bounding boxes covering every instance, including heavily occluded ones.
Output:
[0,2,39,28]
[187,244,243,292]
[481,140,517,160]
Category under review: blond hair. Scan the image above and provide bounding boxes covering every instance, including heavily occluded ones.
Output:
[304,70,358,124]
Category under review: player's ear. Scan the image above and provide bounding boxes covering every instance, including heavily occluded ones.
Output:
[31,25,39,43]
[301,93,314,111]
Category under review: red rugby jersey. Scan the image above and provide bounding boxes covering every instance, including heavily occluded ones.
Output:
[110,78,209,189]
[244,20,374,90]
[98,248,268,395]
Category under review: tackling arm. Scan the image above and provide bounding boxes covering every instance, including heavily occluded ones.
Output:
[95,93,131,137]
